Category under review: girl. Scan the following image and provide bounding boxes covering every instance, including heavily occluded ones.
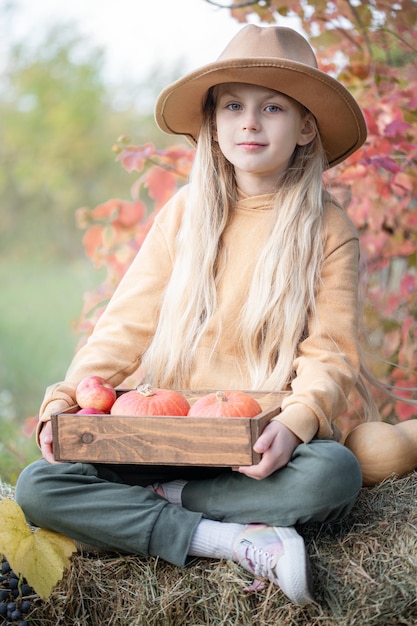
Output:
[16,25,369,606]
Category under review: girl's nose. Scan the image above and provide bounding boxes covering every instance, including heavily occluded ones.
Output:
[242,111,260,131]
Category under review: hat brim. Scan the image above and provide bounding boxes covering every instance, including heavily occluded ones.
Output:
[155,58,367,168]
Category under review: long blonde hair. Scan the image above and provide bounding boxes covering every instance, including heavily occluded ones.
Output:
[141,88,331,394]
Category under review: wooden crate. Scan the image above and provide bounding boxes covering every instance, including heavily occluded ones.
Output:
[51,390,287,467]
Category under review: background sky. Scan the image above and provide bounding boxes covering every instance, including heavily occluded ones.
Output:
[11,0,248,84]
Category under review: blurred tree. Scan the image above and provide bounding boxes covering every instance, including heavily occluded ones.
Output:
[0,16,176,260]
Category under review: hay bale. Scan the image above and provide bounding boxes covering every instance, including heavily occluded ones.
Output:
[2,473,416,625]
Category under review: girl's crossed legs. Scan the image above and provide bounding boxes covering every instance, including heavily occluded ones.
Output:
[16,440,361,605]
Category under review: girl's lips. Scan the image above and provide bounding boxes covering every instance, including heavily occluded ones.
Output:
[238,142,266,150]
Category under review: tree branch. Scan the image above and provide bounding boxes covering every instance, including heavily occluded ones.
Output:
[204,0,263,9]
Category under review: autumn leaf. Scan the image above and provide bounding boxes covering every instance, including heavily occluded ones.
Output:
[114,200,145,228]
[116,142,155,172]
[0,499,76,600]
[91,199,120,221]
[145,165,177,204]
[82,224,104,265]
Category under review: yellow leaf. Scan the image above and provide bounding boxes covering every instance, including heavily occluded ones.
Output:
[0,499,76,599]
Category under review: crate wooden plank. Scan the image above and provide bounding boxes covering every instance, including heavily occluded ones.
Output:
[51,390,287,467]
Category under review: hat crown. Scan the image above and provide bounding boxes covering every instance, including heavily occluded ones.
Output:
[217,25,318,69]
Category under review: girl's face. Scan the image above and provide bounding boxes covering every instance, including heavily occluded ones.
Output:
[214,83,316,195]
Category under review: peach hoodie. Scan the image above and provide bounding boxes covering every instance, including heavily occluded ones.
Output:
[37,185,361,446]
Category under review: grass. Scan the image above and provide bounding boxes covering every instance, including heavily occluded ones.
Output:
[0,255,103,483]
[1,472,416,625]
[0,256,101,418]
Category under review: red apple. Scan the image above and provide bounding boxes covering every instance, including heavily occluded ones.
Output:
[76,408,107,415]
[75,375,116,412]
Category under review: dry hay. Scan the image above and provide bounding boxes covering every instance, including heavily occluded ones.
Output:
[1,472,416,626]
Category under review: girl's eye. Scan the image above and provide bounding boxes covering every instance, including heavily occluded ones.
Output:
[265,104,282,113]
[226,102,242,111]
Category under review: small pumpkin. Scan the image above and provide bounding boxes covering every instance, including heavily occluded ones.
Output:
[188,390,262,418]
[110,384,190,416]
[344,420,417,487]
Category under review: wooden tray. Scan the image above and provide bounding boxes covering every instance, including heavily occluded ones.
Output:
[51,389,287,467]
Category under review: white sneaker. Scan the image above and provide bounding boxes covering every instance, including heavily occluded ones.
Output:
[232,524,314,606]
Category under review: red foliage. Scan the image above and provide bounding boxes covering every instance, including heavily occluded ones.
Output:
[72,142,194,350]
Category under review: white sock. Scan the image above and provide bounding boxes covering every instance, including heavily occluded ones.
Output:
[188,519,244,560]
[160,480,187,506]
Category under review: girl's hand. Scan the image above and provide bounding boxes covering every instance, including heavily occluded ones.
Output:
[236,420,301,480]
[39,420,60,464]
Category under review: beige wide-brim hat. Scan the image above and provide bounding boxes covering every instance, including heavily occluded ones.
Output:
[155,25,367,168]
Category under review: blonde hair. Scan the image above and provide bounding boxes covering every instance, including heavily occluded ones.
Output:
[141,89,332,393]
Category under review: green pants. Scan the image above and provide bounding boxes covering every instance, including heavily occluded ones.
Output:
[15,440,361,567]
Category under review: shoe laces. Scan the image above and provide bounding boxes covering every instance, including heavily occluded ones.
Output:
[241,538,279,581]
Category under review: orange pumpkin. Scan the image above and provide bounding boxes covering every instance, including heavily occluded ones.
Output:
[344,420,417,487]
[110,384,190,416]
[188,390,262,418]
